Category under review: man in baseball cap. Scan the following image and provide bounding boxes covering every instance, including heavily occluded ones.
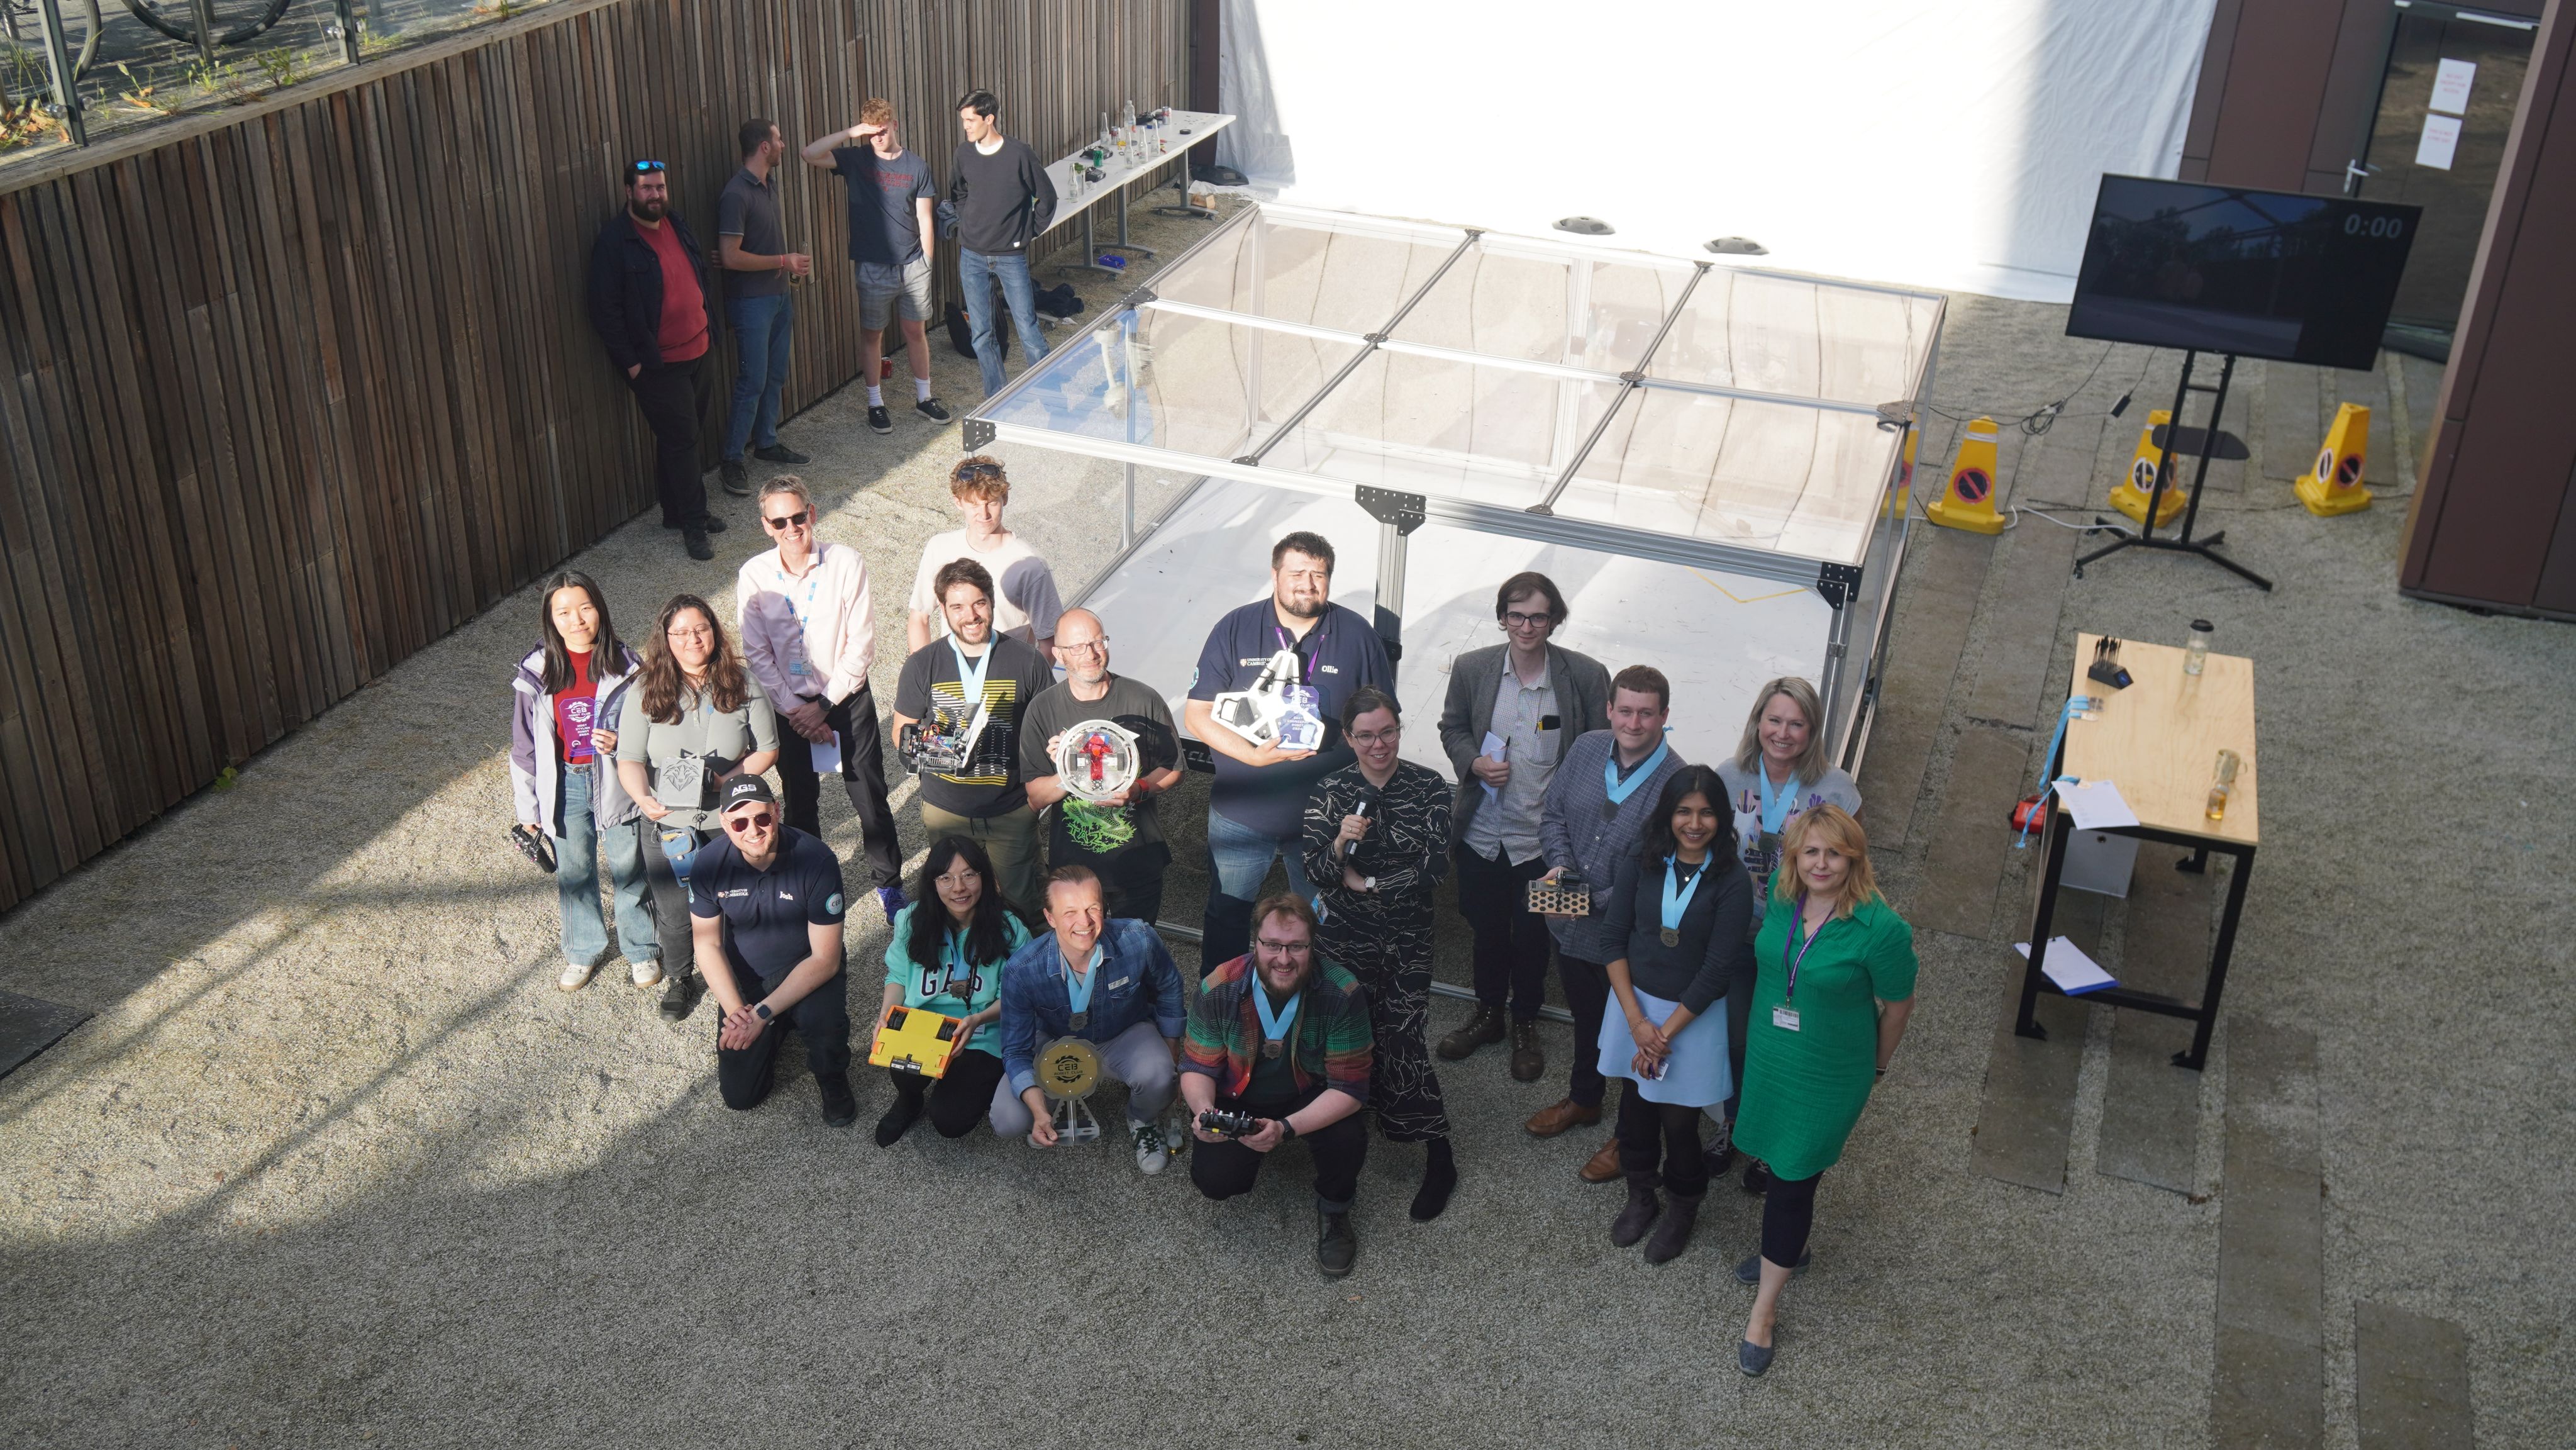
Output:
[689,772,858,1125]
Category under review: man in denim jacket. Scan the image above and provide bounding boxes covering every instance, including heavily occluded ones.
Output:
[992,865,1187,1172]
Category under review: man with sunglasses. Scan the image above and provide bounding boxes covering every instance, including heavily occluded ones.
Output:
[691,776,857,1127]
[735,476,906,925]
[587,159,724,562]
[1019,608,1184,927]
[1435,572,1613,1083]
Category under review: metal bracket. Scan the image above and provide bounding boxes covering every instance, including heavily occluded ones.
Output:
[1231,455,1259,467]
[1119,284,1158,311]
[1355,484,1427,536]
[962,418,997,451]
[1816,562,1864,610]
[1619,369,1646,384]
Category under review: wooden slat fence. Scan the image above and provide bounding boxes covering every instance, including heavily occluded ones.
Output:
[0,0,1189,910]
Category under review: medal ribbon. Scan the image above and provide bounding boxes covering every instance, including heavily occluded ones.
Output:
[781,555,826,678]
[1784,896,1831,1005]
[1253,985,1301,1053]
[948,636,992,711]
[1756,763,1802,835]
[1660,854,1709,937]
[1062,944,1103,1021]
[1602,733,1672,808]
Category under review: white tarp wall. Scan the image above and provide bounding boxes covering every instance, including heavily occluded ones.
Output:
[1216,0,2219,303]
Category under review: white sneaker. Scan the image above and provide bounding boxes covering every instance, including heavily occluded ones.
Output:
[629,959,665,990]
[558,961,599,992]
[1131,1120,1170,1175]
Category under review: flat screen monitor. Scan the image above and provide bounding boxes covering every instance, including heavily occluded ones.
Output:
[2066,176,2420,372]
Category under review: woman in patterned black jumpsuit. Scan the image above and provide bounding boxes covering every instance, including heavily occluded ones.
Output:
[1302,686,1458,1221]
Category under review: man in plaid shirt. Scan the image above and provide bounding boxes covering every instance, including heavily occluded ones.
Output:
[1181,895,1375,1278]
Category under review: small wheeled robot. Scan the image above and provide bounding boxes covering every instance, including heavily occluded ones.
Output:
[868,1005,966,1078]
[898,700,990,776]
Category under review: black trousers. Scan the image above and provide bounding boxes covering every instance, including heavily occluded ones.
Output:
[1191,1088,1368,1210]
[1454,844,1553,1020]
[714,962,851,1109]
[625,354,713,529]
[775,686,903,890]
[1558,954,1613,1108]
[1761,1168,1824,1268]
[1100,876,1166,934]
[1616,1088,1711,1196]
[890,1047,1005,1138]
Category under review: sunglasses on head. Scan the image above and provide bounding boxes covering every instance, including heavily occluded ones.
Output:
[630,159,667,175]
[955,462,1004,481]
[763,508,811,531]
[724,811,775,834]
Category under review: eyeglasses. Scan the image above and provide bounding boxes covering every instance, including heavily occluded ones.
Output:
[724,811,775,834]
[1347,727,1401,745]
[629,159,667,174]
[763,509,811,531]
[1057,639,1108,657]
[666,623,714,640]
[1254,939,1313,956]
[1503,610,1555,629]
[935,871,980,890]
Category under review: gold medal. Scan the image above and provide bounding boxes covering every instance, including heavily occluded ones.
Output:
[1660,927,1680,948]
[1262,1039,1284,1060]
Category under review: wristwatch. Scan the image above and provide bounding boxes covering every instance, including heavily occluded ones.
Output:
[1362,876,1377,893]
[1276,1118,1299,1142]
[753,1003,775,1022]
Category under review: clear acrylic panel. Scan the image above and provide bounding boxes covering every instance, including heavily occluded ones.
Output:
[1390,239,1694,372]
[984,306,1365,462]
[1148,209,1468,335]
[1555,385,1900,564]
[1257,348,1625,510]
[1648,269,1940,405]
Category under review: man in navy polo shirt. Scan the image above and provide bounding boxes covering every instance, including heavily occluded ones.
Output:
[1184,532,1394,974]
[691,775,857,1126]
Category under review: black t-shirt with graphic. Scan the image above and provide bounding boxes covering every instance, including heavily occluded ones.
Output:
[894,633,1056,818]
[1018,674,1180,890]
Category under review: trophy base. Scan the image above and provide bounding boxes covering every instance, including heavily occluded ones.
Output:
[1051,1096,1102,1145]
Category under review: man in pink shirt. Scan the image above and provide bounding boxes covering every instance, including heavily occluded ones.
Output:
[736,474,906,923]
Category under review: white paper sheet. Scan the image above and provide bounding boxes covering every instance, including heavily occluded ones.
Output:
[2016,937,2119,995]
[2417,113,2463,170]
[2431,57,2477,115]
[1479,730,1508,803]
[2056,778,2140,831]
[809,735,841,776]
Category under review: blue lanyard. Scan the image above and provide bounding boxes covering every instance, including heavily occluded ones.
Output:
[1784,898,1831,1003]
[1602,735,1671,806]
[1662,854,1709,932]
[949,637,991,705]
[1062,944,1104,1018]
[1254,985,1301,1049]
[1756,763,1802,835]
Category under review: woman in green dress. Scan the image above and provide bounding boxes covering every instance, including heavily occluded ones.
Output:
[1729,803,1916,1376]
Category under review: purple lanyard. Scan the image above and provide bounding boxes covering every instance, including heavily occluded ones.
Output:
[1784,898,1831,1003]
[1272,618,1326,675]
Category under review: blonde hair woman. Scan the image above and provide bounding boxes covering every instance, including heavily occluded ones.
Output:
[1728,804,1915,1376]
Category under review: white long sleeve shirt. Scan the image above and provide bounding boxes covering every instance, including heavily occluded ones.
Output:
[736,541,875,707]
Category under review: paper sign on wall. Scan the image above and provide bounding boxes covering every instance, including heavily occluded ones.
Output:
[2430,58,2477,115]
[2416,113,2463,170]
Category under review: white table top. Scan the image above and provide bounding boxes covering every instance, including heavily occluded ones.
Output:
[1041,109,1235,231]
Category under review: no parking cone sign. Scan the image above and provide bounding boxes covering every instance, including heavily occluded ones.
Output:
[1926,418,2005,534]
[2294,403,2372,516]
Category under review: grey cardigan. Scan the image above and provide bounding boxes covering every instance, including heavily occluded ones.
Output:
[1436,642,1613,847]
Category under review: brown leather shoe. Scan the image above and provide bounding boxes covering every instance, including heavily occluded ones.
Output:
[1523,1098,1602,1138]
[1436,1004,1508,1061]
[1509,1020,1545,1082]
[1579,1136,1623,1183]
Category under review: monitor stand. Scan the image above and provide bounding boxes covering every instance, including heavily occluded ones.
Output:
[2074,350,2275,592]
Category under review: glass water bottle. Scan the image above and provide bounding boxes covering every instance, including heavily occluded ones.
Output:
[2206,749,2240,821]
[2184,619,2213,676]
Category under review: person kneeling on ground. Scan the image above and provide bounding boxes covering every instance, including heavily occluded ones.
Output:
[873,835,1031,1146]
[691,776,857,1126]
[1180,894,1375,1278]
[992,866,1186,1171]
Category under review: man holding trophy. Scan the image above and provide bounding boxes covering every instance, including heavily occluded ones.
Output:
[991,866,1187,1173]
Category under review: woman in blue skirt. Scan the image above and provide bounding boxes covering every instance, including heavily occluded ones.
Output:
[1596,764,1753,1263]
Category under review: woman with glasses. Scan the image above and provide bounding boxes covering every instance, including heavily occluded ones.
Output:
[616,594,780,1021]
[735,475,908,926]
[1300,687,1461,1221]
[509,570,658,993]
[872,835,1030,1146]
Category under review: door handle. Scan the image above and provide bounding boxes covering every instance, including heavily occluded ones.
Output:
[2344,160,2379,195]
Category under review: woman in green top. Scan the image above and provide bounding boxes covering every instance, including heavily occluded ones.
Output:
[1729,803,1916,1377]
[874,835,1030,1146]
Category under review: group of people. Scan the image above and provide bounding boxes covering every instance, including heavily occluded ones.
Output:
[584,88,1061,562]
[508,443,1916,1370]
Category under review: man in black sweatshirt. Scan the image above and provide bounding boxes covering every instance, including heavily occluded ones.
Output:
[949,87,1058,398]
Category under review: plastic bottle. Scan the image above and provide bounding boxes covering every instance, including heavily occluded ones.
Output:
[2205,748,2240,821]
[2183,619,2212,677]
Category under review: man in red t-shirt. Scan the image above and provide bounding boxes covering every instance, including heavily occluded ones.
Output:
[587,160,725,560]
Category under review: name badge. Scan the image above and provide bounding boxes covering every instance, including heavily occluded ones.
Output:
[1105,977,1130,990]
[1772,1005,1801,1032]
[789,659,810,676]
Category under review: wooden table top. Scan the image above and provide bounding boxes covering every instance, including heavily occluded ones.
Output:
[2063,633,2258,848]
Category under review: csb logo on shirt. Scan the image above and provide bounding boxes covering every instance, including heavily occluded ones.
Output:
[560,696,597,759]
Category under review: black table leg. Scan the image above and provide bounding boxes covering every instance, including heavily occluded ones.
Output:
[2177,846,2209,874]
[2016,806,2072,1039]
[2177,845,2255,1070]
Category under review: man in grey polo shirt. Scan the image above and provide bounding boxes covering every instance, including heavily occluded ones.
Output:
[1528,664,1687,1185]
[717,118,813,497]
[1436,571,1611,1083]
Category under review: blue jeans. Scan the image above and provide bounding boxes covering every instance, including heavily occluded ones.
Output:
[553,762,657,968]
[958,248,1051,398]
[723,293,794,460]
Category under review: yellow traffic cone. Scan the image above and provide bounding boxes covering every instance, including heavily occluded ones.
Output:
[2109,410,2186,528]
[1884,424,1919,519]
[2293,403,2372,516]
[1924,417,2004,534]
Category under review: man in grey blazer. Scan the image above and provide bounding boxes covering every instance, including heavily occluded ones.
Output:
[1435,572,1613,1082]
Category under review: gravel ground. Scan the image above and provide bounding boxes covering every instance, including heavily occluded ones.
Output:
[3,201,2569,1449]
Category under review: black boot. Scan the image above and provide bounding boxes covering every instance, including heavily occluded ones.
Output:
[1410,1137,1458,1222]
[1316,1205,1357,1278]
[1611,1171,1661,1247]
[875,1083,924,1146]
[1643,1189,1702,1263]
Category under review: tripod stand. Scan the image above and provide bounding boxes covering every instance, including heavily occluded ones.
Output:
[2075,349,2274,591]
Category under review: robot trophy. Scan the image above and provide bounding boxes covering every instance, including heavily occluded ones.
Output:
[1207,649,1326,753]
[898,697,991,776]
[1051,718,1142,803]
[1034,1035,1104,1144]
